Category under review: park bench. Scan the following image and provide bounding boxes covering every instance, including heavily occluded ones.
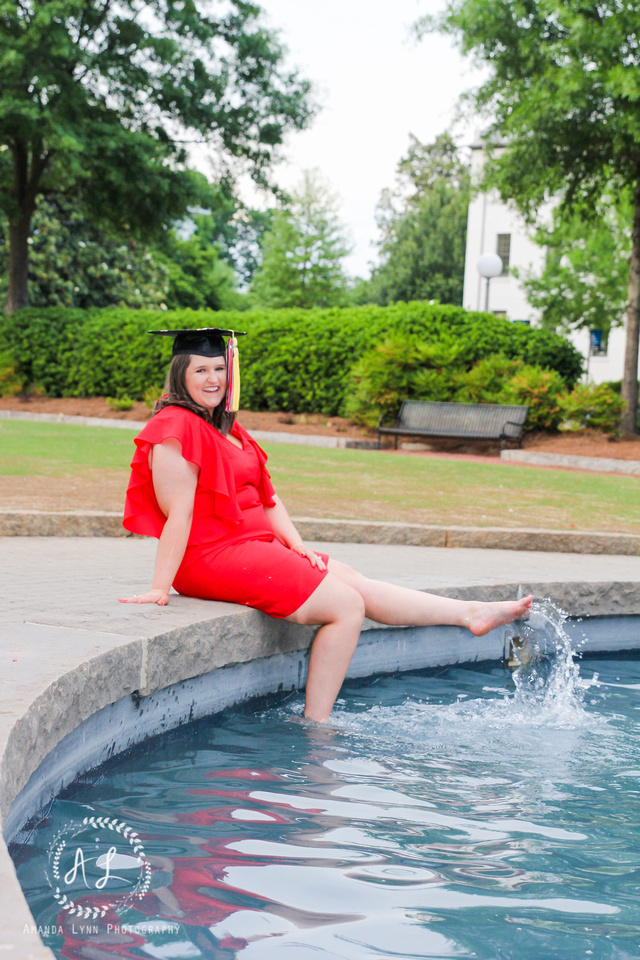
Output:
[378,400,529,450]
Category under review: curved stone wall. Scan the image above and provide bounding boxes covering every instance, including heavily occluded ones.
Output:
[3,540,640,958]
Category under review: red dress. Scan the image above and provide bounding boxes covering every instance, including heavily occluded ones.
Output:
[123,406,328,618]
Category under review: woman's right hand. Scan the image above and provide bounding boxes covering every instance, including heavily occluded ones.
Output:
[118,589,169,606]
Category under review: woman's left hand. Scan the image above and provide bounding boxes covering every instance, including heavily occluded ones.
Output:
[290,541,327,571]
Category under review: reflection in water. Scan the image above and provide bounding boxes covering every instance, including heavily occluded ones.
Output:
[10,612,640,960]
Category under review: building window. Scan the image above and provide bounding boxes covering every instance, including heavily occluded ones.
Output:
[590,329,608,357]
[497,234,511,274]
[492,310,507,318]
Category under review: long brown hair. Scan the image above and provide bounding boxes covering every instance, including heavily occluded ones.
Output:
[153,353,236,436]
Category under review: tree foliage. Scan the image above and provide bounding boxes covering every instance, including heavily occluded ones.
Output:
[522,196,632,340]
[180,180,274,286]
[367,133,470,305]
[423,0,640,431]
[192,194,273,287]
[154,228,243,312]
[0,197,168,308]
[0,0,315,312]
[250,170,351,308]
[0,194,246,310]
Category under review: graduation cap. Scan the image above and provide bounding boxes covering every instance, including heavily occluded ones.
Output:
[150,327,246,413]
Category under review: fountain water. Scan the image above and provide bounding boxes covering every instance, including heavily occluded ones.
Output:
[10,604,637,960]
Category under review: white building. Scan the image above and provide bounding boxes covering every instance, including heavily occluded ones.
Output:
[462,139,633,384]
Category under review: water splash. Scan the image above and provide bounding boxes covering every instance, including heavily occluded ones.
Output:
[504,597,597,727]
[327,598,602,761]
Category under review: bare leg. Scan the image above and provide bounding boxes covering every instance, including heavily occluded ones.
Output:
[285,562,531,722]
[285,574,365,723]
[327,559,533,636]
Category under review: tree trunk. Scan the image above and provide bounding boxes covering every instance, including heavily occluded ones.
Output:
[621,178,640,434]
[4,213,32,315]
[4,138,48,316]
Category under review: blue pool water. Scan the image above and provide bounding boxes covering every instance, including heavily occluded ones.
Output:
[10,611,640,959]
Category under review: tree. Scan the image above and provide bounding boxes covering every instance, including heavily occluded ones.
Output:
[0,191,247,310]
[0,0,314,314]
[423,1,640,432]
[216,206,274,288]
[186,186,274,287]
[522,196,632,342]
[250,170,351,308]
[367,133,470,305]
[154,228,244,311]
[0,196,169,308]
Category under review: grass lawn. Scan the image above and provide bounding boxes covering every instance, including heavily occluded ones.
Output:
[0,420,135,474]
[0,419,638,533]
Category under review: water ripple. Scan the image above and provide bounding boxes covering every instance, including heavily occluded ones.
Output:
[10,607,640,960]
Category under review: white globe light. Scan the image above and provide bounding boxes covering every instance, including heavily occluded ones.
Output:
[477,252,504,278]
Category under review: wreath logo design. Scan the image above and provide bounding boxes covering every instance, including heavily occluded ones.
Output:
[46,815,151,920]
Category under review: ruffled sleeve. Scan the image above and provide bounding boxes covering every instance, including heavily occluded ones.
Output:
[123,407,244,538]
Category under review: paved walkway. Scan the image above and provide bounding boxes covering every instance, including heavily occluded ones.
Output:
[4,538,640,629]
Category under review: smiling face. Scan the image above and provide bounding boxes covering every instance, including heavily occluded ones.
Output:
[184,353,227,411]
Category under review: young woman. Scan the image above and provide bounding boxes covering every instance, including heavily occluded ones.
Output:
[120,328,532,722]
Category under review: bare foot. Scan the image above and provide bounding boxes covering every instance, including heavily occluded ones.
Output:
[465,595,533,637]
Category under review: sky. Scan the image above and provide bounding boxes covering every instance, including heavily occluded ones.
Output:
[248,0,483,278]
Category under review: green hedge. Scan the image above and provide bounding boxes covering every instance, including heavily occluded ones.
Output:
[343,343,571,432]
[0,302,584,415]
[0,306,178,398]
[560,382,626,433]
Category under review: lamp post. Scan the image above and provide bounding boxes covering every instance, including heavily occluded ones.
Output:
[477,252,503,312]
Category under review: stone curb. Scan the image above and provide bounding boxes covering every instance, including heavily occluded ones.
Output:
[501,447,640,477]
[1,509,639,555]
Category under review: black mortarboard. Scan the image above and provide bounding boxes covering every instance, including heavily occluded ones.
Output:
[149,327,247,358]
